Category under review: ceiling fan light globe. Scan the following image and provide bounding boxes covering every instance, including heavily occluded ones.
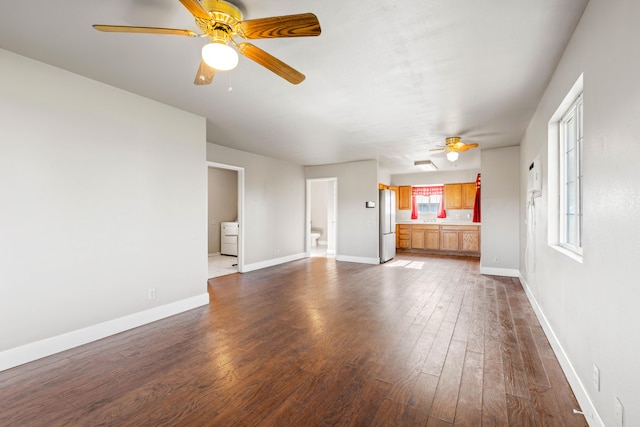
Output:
[202,42,238,70]
[446,151,459,162]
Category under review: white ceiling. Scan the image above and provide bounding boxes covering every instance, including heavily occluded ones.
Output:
[0,0,588,174]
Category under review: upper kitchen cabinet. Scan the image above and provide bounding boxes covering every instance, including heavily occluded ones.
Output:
[398,186,412,210]
[387,186,399,209]
[444,182,477,210]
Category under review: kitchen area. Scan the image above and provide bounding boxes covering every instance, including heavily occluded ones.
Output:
[381,177,481,257]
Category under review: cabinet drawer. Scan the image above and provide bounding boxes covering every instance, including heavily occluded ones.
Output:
[411,224,439,230]
[440,225,479,231]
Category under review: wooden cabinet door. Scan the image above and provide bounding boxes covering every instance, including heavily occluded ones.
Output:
[462,183,477,209]
[411,230,425,249]
[388,186,399,210]
[440,230,459,251]
[425,229,440,250]
[398,186,412,210]
[397,224,410,248]
[460,230,480,252]
[444,184,462,210]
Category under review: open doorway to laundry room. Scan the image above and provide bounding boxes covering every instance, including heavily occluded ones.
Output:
[306,178,337,258]
[207,162,244,278]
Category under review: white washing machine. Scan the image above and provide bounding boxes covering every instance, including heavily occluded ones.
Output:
[221,222,238,256]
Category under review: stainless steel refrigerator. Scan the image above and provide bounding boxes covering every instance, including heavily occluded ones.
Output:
[379,189,396,263]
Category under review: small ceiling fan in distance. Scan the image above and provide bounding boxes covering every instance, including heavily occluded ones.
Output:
[430,137,479,162]
[93,0,321,85]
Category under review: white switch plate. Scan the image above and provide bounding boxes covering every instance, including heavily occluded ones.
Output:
[615,397,623,427]
[593,364,600,391]
[148,288,156,299]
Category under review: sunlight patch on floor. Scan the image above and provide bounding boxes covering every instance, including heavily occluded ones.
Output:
[384,259,424,269]
[405,261,424,269]
[385,260,411,267]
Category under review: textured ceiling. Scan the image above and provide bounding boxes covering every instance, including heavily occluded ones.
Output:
[0,0,588,174]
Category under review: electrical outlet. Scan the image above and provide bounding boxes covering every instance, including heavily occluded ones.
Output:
[148,288,156,299]
[494,257,500,263]
[593,364,600,391]
[615,397,623,427]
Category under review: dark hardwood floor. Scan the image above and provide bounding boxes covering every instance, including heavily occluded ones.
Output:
[0,254,587,426]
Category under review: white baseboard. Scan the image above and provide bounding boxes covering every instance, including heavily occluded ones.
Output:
[518,274,604,427]
[335,255,379,265]
[0,293,210,372]
[242,252,306,273]
[479,266,520,277]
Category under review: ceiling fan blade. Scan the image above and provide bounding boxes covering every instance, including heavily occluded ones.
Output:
[429,147,446,152]
[458,143,479,152]
[238,13,321,39]
[194,60,215,85]
[93,25,198,37]
[236,42,305,84]
[179,0,211,20]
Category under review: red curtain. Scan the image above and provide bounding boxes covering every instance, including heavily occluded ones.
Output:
[411,186,445,219]
[473,173,481,222]
[411,195,418,219]
[437,196,446,218]
[412,186,443,196]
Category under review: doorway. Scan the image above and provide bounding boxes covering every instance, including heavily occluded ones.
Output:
[207,162,245,276]
[306,178,337,257]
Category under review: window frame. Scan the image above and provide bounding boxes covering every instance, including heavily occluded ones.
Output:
[415,194,442,213]
[547,73,583,263]
[558,93,583,256]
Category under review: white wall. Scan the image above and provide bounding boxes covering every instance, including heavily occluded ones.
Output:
[206,143,305,267]
[519,1,640,424]
[480,147,520,276]
[391,169,481,186]
[207,167,238,253]
[0,50,208,366]
[305,160,379,264]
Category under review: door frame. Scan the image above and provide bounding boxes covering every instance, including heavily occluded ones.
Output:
[306,177,338,256]
[207,161,245,273]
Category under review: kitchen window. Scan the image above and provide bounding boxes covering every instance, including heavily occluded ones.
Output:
[416,194,442,213]
[411,185,444,219]
[559,93,583,254]
[548,73,583,262]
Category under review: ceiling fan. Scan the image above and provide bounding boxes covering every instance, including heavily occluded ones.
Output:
[93,0,321,85]
[430,137,479,162]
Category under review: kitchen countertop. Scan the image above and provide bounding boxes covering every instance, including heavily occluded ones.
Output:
[396,221,481,226]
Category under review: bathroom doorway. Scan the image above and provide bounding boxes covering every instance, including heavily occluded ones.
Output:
[207,162,245,277]
[306,178,337,257]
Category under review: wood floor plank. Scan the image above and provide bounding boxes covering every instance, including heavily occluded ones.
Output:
[422,320,456,376]
[542,356,589,427]
[429,339,467,423]
[506,393,538,426]
[0,255,587,426]
[514,318,550,387]
[454,350,483,426]
[496,281,530,399]
[400,372,439,426]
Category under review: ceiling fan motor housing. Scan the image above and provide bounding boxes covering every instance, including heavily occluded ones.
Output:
[446,136,462,151]
[196,0,244,41]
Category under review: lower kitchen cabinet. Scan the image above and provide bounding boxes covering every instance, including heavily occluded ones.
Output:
[439,230,460,251]
[440,225,480,254]
[410,224,439,250]
[397,223,480,256]
[460,229,480,252]
[396,224,411,249]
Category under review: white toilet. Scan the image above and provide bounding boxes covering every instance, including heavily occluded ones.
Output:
[310,228,322,247]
